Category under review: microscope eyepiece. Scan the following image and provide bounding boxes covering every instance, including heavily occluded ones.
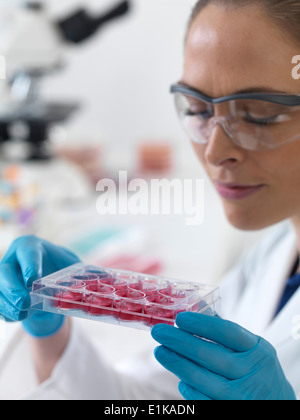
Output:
[58,1,131,44]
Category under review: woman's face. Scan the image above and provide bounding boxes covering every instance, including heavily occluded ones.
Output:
[183,4,300,231]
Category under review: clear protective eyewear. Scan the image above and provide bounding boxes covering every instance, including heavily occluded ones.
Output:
[171,84,300,151]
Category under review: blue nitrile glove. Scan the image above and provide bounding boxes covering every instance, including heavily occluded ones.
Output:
[0,235,80,338]
[151,313,296,400]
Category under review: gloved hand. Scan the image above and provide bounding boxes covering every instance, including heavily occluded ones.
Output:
[151,312,296,400]
[0,235,80,338]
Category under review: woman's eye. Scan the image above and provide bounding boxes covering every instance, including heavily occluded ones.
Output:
[185,109,214,119]
[244,113,281,126]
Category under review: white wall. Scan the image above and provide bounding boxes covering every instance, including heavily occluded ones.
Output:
[42,0,197,149]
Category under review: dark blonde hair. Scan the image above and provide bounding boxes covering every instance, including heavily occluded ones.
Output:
[187,0,300,47]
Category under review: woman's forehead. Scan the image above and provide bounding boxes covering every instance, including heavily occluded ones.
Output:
[184,4,299,97]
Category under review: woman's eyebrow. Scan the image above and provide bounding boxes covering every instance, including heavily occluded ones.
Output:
[235,87,287,94]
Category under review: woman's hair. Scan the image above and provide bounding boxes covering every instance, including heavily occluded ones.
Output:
[187,0,300,47]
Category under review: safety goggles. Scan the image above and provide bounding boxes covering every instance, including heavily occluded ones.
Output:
[170,84,300,151]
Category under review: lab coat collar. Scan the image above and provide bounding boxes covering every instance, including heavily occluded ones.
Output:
[244,223,298,337]
[265,284,300,348]
[259,223,299,344]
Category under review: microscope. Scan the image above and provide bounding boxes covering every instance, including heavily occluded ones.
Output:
[0,0,131,161]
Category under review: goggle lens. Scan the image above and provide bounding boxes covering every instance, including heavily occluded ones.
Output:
[174,92,300,151]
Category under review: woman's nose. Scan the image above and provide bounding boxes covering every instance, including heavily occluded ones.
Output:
[204,119,246,167]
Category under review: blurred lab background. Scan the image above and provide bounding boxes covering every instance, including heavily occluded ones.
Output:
[0,0,266,399]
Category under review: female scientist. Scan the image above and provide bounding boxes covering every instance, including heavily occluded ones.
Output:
[1,0,300,400]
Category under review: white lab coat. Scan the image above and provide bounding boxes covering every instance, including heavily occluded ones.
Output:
[3,221,300,400]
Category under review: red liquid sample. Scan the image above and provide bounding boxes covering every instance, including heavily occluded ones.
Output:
[57,281,86,311]
[114,289,146,321]
[145,304,175,326]
[51,275,191,327]
[145,295,185,326]
[128,282,158,302]
[100,277,128,291]
[84,284,116,316]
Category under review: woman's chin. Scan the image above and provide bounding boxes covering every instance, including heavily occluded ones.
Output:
[223,205,276,232]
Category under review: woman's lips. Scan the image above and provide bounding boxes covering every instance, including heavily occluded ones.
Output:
[215,182,265,200]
